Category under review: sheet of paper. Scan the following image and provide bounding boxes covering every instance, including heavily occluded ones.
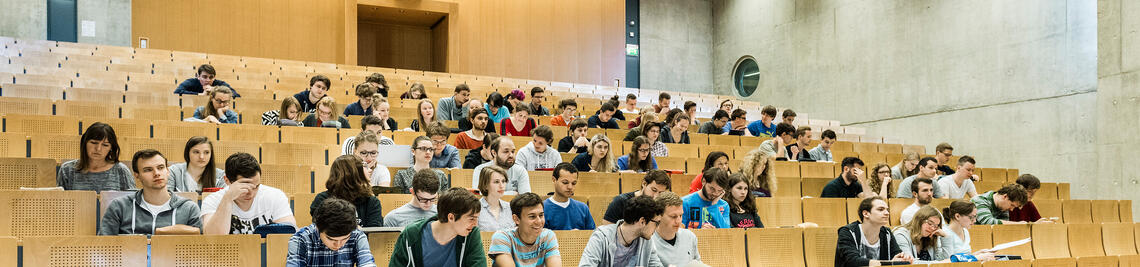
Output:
[988,237,1031,251]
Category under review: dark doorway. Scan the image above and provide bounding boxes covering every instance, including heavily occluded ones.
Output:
[47,0,78,42]
[357,5,448,72]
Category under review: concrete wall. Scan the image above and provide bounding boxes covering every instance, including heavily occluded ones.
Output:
[77,0,132,46]
[710,1,1105,200]
[1097,0,1140,219]
[0,0,130,46]
[640,0,714,93]
[0,0,47,40]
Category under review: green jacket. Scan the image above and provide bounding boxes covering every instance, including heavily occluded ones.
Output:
[388,216,486,267]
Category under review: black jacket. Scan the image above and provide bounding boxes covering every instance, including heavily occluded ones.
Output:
[557,136,587,154]
[835,221,902,267]
[463,148,490,169]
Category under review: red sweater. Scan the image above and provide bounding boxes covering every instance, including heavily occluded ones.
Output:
[1008,201,1041,222]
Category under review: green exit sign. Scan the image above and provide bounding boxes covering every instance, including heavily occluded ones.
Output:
[626,44,639,56]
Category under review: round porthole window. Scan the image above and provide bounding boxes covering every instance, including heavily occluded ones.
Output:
[733,56,759,97]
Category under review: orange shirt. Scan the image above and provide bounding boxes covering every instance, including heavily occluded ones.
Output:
[454,131,484,150]
[551,115,569,127]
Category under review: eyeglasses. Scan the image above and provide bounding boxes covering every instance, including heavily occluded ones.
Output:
[637,148,650,153]
[430,139,447,145]
[358,151,379,157]
[414,194,437,204]
[413,147,434,152]
[649,219,661,226]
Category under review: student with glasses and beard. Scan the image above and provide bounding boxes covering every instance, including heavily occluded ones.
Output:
[472,137,533,195]
[681,168,732,229]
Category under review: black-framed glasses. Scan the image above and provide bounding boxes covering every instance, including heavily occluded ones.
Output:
[415,194,437,204]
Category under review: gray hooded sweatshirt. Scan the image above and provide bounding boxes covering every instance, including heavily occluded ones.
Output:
[98,190,202,235]
[578,220,663,267]
[514,141,562,171]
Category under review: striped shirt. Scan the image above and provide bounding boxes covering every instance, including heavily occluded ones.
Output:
[286,225,376,267]
[971,191,1009,225]
[489,228,560,267]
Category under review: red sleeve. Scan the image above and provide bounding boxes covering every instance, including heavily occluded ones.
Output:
[689,174,704,193]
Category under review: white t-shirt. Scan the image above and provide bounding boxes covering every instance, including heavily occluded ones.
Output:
[201,184,293,234]
[370,164,392,186]
[858,226,881,260]
[143,200,171,216]
[900,203,920,225]
[938,176,977,199]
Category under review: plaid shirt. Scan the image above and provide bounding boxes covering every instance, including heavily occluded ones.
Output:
[286,225,377,267]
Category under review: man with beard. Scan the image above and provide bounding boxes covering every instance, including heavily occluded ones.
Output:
[472,137,532,194]
[389,187,487,267]
[543,163,596,230]
[682,167,731,229]
[578,195,664,267]
[821,157,869,198]
[899,177,936,225]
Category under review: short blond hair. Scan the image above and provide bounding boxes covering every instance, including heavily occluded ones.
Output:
[317,97,338,113]
[655,191,682,208]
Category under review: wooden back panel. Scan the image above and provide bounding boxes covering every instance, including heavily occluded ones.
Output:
[151,235,261,267]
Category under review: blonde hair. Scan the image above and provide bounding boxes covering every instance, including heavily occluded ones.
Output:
[738,149,776,192]
[893,152,921,177]
[200,87,233,120]
[317,97,338,114]
[588,134,617,173]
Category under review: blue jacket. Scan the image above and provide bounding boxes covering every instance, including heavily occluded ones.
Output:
[430,145,462,169]
[342,101,372,117]
[174,78,239,97]
[193,106,239,124]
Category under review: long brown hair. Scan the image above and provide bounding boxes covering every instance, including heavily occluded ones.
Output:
[183,136,218,188]
[278,97,301,121]
[725,173,757,214]
[626,136,654,172]
[326,155,373,201]
[78,122,120,172]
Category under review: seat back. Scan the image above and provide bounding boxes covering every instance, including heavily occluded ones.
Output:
[554,230,594,267]
[970,225,994,252]
[1036,199,1064,221]
[260,143,328,166]
[981,260,1031,267]
[800,178,831,198]
[801,197,848,227]
[691,228,746,266]
[992,224,1035,259]
[746,227,805,267]
[803,226,838,267]
[1064,200,1093,224]
[756,197,803,227]
[1031,223,1069,259]
[576,172,620,197]
[1030,257,1076,267]
[258,164,311,196]
[377,194,414,215]
[293,193,319,227]
[0,236,13,267]
[265,234,292,267]
[586,195,612,226]
[0,133,26,158]
[22,235,148,267]
[0,158,57,190]
[151,235,261,267]
[1075,256,1118,267]
[1092,200,1122,223]
[1101,222,1137,256]
[369,231,401,264]
[1067,223,1105,257]
[4,114,80,135]
[0,190,97,237]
